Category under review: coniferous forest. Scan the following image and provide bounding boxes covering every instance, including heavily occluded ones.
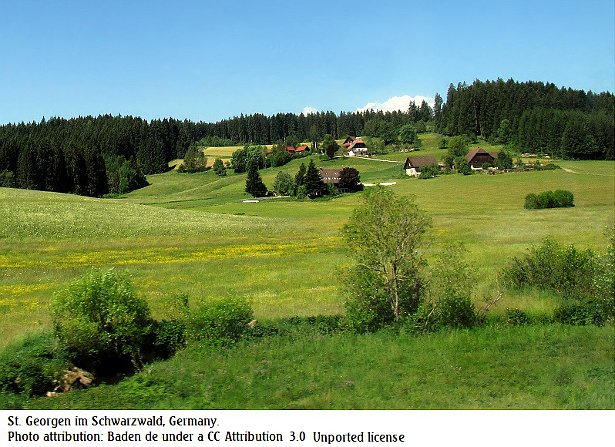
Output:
[0,79,613,197]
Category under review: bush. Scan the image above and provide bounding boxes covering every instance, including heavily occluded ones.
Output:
[187,297,253,343]
[456,159,472,175]
[593,228,615,320]
[272,171,294,196]
[0,332,70,397]
[524,193,539,209]
[148,319,186,359]
[500,238,596,299]
[554,300,606,326]
[212,158,227,176]
[52,269,153,371]
[418,164,439,179]
[505,308,530,326]
[344,267,402,333]
[553,189,574,207]
[525,190,574,209]
[413,243,477,332]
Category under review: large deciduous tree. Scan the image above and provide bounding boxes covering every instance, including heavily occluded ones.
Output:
[322,134,339,159]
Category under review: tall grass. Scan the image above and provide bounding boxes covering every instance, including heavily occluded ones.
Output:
[25,325,614,409]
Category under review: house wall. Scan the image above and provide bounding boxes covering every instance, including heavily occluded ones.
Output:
[469,154,495,167]
[406,168,419,177]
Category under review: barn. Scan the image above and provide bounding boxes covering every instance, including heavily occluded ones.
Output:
[466,148,498,168]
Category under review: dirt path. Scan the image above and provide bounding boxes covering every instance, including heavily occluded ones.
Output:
[336,156,401,163]
[563,167,614,177]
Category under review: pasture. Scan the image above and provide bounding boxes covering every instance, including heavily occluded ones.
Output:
[0,138,613,408]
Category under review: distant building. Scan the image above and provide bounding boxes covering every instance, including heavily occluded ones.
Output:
[319,168,342,186]
[287,145,310,154]
[404,156,439,177]
[346,137,368,157]
[342,136,356,148]
[466,148,498,169]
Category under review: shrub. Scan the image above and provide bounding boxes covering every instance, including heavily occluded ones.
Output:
[0,169,15,187]
[272,171,294,196]
[343,266,403,333]
[553,189,574,207]
[212,158,227,176]
[456,159,472,175]
[536,190,557,208]
[505,308,530,326]
[500,238,596,299]
[52,269,153,371]
[187,297,253,343]
[593,228,615,319]
[524,193,539,209]
[413,243,477,332]
[525,190,574,209]
[418,164,439,179]
[554,300,606,326]
[148,319,186,359]
[0,332,70,397]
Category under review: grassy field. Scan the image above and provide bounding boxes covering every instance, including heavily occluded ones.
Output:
[0,137,613,408]
[25,325,614,409]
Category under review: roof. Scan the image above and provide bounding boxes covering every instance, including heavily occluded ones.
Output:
[348,137,367,151]
[319,168,343,184]
[466,147,497,162]
[295,145,309,152]
[404,156,438,169]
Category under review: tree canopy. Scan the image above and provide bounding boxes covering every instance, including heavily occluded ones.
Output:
[342,188,431,329]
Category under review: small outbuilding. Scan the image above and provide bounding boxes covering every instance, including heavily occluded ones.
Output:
[404,156,439,177]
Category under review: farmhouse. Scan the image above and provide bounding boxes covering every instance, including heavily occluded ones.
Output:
[345,137,368,157]
[404,156,439,177]
[342,136,356,148]
[286,145,310,154]
[319,168,342,186]
[466,148,498,169]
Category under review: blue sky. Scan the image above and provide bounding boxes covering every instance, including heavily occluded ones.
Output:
[1,0,613,124]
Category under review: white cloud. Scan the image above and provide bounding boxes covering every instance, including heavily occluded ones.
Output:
[302,106,318,115]
[355,95,435,113]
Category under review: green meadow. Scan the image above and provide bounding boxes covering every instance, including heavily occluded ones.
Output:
[1,134,613,408]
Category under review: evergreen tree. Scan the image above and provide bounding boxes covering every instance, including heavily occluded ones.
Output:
[179,144,207,172]
[84,151,108,197]
[245,159,267,197]
[294,162,306,190]
[303,160,326,198]
[433,93,443,129]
